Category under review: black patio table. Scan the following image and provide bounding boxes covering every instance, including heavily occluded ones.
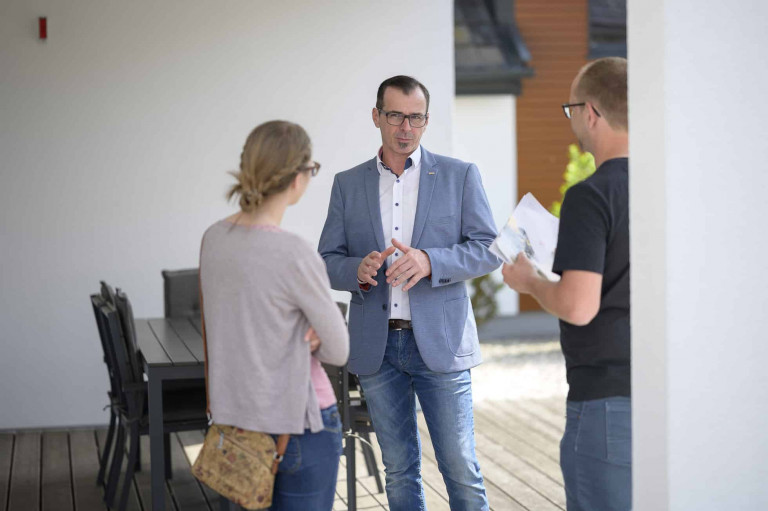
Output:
[134,316,205,511]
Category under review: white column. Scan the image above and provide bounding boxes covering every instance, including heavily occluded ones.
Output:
[453,95,518,315]
[629,1,768,509]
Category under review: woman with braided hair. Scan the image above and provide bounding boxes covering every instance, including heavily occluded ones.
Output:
[199,120,349,510]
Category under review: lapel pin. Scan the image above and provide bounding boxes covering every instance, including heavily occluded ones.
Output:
[428,172,435,175]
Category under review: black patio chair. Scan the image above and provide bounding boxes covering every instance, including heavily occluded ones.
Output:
[160,268,207,389]
[90,287,122,490]
[161,268,200,318]
[93,281,150,504]
[97,291,208,511]
[323,302,384,511]
[92,281,167,502]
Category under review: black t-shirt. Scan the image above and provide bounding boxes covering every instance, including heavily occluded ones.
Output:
[552,157,630,401]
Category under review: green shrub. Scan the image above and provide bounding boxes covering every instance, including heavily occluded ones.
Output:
[470,273,504,327]
[550,144,596,218]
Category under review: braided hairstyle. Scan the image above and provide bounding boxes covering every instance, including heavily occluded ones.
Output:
[227,120,312,212]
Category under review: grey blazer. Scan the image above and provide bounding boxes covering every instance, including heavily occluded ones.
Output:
[318,147,501,375]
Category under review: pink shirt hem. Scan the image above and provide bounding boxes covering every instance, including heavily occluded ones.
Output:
[310,357,337,409]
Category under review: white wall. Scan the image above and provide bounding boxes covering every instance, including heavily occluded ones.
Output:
[0,0,453,429]
[453,95,518,315]
[630,0,768,508]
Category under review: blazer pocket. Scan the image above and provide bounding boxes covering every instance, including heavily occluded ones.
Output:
[427,215,459,244]
[443,296,474,356]
[430,214,456,225]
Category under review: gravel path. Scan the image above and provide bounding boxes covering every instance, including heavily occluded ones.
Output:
[472,338,568,402]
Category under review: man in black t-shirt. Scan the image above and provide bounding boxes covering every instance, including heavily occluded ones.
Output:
[502,57,631,511]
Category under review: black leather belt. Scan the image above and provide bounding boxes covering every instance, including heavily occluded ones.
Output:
[388,319,413,330]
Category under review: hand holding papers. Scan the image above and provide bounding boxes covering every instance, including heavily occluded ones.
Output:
[490,193,560,282]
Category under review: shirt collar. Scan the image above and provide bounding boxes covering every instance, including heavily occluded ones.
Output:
[376,145,422,176]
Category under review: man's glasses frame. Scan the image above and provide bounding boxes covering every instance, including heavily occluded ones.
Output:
[561,102,601,120]
[377,109,429,128]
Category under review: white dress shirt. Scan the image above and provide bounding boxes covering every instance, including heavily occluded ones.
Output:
[376,146,422,320]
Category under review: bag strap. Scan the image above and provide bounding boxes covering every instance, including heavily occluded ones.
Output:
[198,239,290,469]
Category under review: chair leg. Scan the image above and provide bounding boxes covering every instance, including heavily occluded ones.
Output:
[164,432,173,480]
[220,496,240,510]
[97,410,117,486]
[104,422,125,507]
[134,434,141,472]
[361,432,384,493]
[117,422,140,511]
[346,435,357,511]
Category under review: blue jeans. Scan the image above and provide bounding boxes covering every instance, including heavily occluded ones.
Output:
[358,329,488,511]
[268,404,343,511]
[560,397,632,511]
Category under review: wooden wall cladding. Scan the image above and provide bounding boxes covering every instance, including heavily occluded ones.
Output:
[515,0,589,311]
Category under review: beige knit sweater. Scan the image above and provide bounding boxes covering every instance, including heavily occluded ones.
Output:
[200,220,349,434]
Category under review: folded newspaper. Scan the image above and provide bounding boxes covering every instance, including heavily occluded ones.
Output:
[489,193,561,282]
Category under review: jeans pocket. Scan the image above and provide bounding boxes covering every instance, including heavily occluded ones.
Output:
[323,408,342,434]
[574,401,608,462]
[276,436,302,474]
[331,428,343,457]
[605,400,632,466]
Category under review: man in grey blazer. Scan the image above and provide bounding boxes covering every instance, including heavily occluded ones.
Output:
[318,75,500,510]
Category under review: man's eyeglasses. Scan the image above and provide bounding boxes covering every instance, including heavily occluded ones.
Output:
[299,161,321,177]
[561,102,601,120]
[377,109,429,128]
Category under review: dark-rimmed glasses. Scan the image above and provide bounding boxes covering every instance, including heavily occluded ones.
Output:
[299,161,321,177]
[561,102,601,119]
[377,109,429,128]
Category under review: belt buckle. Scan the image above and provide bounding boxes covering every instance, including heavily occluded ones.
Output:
[389,319,410,330]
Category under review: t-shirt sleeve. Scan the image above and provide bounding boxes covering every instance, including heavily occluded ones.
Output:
[552,182,609,275]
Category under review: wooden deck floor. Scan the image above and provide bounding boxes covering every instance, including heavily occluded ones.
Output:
[0,397,566,511]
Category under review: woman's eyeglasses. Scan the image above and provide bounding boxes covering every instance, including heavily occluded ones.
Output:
[299,161,321,177]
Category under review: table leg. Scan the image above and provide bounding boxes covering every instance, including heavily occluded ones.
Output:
[148,370,166,511]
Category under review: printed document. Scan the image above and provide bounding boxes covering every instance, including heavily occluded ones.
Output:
[490,193,560,281]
